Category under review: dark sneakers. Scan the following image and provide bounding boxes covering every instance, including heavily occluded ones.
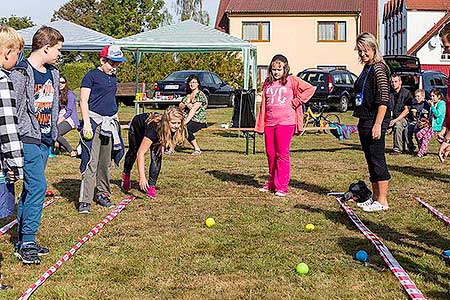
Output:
[78,202,91,214]
[94,193,114,208]
[14,242,49,264]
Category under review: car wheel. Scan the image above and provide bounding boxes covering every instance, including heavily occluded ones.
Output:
[228,93,235,107]
[338,95,349,112]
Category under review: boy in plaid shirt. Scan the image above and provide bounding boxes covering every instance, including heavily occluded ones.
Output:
[0,26,24,218]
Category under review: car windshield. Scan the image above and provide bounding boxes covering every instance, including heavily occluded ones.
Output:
[165,71,198,81]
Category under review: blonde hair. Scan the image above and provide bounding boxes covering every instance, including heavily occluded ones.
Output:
[0,26,24,51]
[414,89,425,97]
[356,32,384,65]
[145,106,186,151]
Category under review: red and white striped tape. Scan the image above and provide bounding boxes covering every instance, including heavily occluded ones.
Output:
[0,196,60,236]
[415,197,450,226]
[336,197,426,300]
[18,196,135,300]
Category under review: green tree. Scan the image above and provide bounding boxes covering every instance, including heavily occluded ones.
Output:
[0,15,34,30]
[176,0,209,25]
[53,0,169,38]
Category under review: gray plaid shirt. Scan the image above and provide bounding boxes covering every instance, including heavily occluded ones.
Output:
[0,69,23,179]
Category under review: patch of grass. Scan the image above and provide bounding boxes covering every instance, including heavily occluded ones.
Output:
[0,106,449,299]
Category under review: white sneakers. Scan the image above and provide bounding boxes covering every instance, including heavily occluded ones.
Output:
[356,198,389,212]
[361,200,389,212]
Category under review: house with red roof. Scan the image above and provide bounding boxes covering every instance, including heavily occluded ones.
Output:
[215,0,378,82]
[383,0,450,74]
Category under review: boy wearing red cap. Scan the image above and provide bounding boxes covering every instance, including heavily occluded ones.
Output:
[78,45,126,214]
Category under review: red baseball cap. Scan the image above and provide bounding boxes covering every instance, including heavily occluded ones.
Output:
[99,45,126,62]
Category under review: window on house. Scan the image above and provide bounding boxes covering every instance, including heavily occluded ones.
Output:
[243,22,270,42]
[318,21,346,42]
[257,66,268,84]
[441,53,450,61]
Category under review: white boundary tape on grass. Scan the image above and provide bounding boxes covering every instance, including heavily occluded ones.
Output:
[415,197,450,226]
[336,197,426,300]
[18,196,135,300]
[0,197,60,236]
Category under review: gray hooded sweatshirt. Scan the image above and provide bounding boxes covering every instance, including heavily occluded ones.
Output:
[9,60,59,144]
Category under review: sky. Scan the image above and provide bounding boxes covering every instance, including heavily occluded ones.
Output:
[1,0,221,26]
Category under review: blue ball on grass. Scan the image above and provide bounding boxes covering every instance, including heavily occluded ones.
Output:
[355,250,368,262]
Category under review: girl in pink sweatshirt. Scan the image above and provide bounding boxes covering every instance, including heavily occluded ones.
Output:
[255,54,316,196]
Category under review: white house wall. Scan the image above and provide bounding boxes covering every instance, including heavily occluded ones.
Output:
[406,11,445,50]
[416,36,450,65]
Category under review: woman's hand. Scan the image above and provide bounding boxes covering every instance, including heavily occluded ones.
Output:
[439,141,450,162]
[372,123,382,140]
[83,122,93,139]
[139,176,149,192]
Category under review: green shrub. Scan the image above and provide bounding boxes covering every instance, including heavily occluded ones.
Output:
[60,62,95,89]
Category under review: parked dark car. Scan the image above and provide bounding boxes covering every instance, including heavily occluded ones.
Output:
[297,69,357,112]
[153,70,235,106]
[384,55,448,99]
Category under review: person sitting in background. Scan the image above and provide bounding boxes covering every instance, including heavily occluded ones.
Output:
[415,88,446,157]
[405,89,429,155]
[389,74,414,155]
[178,74,207,155]
[56,75,79,157]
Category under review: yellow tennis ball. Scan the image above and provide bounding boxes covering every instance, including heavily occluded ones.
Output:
[84,132,93,140]
[205,217,216,228]
[305,224,315,231]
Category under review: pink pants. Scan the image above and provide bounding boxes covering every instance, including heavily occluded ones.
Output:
[415,127,434,156]
[264,125,295,193]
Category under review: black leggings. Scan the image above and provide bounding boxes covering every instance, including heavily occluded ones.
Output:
[186,121,206,142]
[57,121,75,152]
[358,123,391,183]
[123,124,162,186]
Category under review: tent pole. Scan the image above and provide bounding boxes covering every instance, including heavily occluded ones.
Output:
[251,49,258,118]
[134,50,141,115]
[243,48,249,90]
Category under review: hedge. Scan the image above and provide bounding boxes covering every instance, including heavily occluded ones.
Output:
[59,62,95,90]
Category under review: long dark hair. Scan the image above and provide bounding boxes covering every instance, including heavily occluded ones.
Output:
[185,74,201,95]
[59,75,69,106]
[265,54,290,86]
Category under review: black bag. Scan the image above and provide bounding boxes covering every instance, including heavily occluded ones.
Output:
[231,89,256,128]
[343,180,372,203]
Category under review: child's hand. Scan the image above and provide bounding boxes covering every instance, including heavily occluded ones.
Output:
[139,177,149,192]
[6,170,16,183]
[83,123,93,140]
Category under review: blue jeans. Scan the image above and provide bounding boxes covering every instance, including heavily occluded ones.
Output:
[17,143,49,244]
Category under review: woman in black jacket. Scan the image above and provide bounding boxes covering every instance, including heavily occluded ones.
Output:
[353,32,391,212]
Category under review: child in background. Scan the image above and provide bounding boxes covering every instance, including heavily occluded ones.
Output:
[0,25,24,289]
[56,75,79,157]
[121,106,186,198]
[10,26,63,264]
[415,88,446,157]
[255,54,316,196]
[78,45,126,214]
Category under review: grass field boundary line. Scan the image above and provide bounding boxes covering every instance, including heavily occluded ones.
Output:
[0,196,61,236]
[336,197,426,300]
[18,196,135,300]
[415,197,450,226]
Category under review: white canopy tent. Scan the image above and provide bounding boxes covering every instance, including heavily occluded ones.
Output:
[114,20,258,91]
[18,19,116,51]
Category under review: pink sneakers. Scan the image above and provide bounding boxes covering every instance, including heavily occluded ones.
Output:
[147,186,156,199]
[121,173,130,191]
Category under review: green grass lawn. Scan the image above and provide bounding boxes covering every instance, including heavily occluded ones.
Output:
[1,106,450,299]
